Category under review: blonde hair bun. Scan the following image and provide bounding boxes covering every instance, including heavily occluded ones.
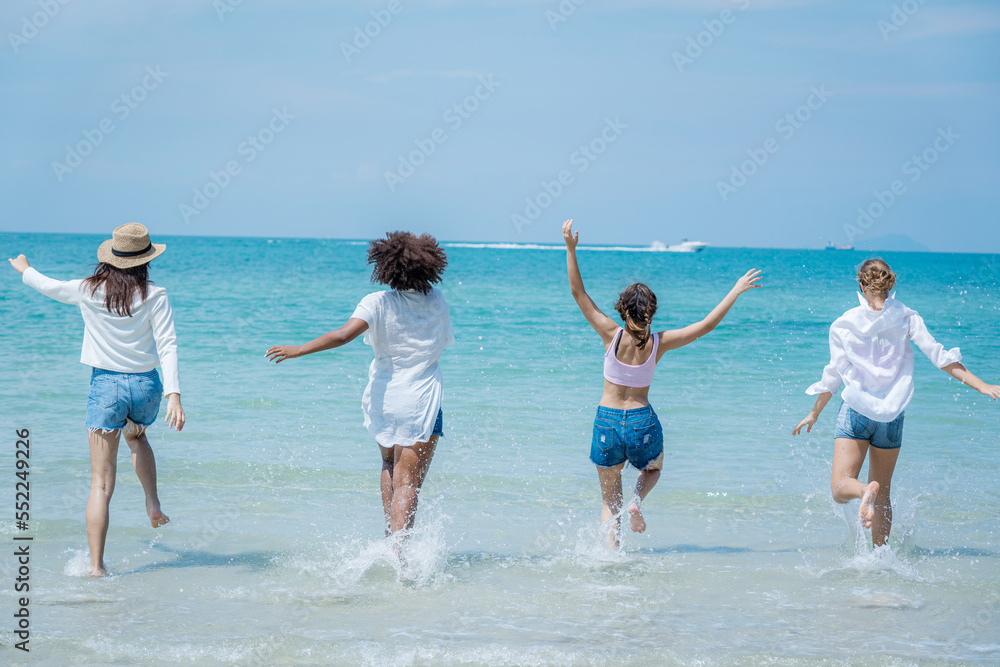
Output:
[858,259,897,296]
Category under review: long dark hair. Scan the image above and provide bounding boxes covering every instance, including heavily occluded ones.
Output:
[615,283,658,349]
[83,263,151,317]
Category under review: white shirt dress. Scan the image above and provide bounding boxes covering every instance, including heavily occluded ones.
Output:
[351,289,454,448]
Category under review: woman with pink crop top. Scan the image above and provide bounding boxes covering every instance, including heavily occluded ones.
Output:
[562,220,762,547]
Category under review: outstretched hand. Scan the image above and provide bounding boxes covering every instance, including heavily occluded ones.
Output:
[734,268,763,295]
[8,254,29,275]
[266,345,301,363]
[792,414,817,436]
[981,384,1000,401]
[562,219,578,249]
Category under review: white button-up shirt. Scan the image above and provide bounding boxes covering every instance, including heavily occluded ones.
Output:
[22,267,181,396]
[807,293,962,422]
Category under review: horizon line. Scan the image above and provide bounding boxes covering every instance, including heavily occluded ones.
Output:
[0,229,992,256]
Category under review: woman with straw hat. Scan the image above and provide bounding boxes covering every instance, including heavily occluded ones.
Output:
[8,223,184,577]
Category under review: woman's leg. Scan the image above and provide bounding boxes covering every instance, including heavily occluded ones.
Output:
[629,452,663,533]
[388,436,439,534]
[831,437,880,531]
[596,463,626,548]
[867,446,901,547]
[87,429,121,576]
[123,421,169,528]
[379,445,395,537]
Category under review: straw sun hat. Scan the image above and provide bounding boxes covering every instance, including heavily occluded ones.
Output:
[96,223,166,269]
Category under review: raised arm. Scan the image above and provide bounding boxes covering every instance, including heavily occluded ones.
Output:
[265,317,369,363]
[9,255,84,305]
[657,268,762,353]
[562,219,617,343]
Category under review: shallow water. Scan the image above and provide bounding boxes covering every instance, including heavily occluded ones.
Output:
[1,233,998,665]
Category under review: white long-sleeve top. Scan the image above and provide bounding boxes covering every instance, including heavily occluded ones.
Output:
[807,292,962,422]
[351,288,454,448]
[22,267,180,395]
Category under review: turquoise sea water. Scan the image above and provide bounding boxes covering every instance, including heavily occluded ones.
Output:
[1,232,999,665]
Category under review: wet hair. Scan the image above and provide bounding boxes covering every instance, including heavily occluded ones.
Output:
[615,283,658,349]
[83,263,150,317]
[367,231,447,294]
[857,258,896,296]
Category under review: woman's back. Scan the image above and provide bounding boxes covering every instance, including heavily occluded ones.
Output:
[356,288,453,362]
[22,267,178,394]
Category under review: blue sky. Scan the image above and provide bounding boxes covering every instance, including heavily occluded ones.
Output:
[1,0,998,251]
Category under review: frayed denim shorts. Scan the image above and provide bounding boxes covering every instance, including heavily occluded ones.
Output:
[834,402,904,450]
[86,368,162,433]
[590,405,664,470]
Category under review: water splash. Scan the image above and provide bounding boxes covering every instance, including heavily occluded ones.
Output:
[817,502,925,581]
[62,548,112,578]
[287,503,453,589]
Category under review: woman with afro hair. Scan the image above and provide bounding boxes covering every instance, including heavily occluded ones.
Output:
[562,219,762,548]
[267,232,453,542]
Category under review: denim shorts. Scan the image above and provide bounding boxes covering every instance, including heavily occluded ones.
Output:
[590,405,664,469]
[834,403,904,450]
[86,368,163,432]
[432,408,444,437]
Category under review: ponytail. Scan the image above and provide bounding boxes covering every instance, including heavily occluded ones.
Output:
[615,283,657,349]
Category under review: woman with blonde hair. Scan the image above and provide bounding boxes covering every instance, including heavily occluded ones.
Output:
[9,223,184,576]
[794,258,1000,547]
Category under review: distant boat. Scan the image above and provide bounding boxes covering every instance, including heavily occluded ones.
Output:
[825,242,854,251]
[651,240,709,253]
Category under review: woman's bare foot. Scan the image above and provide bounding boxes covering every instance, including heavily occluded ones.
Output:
[859,481,879,529]
[89,564,107,578]
[147,500,170,528]
[628,501,646,533]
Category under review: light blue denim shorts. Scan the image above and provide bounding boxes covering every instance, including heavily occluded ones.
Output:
[86,368,163,432]
[590,405,664,469]
[834,402,904,450]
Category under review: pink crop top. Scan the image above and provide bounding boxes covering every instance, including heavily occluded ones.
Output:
[603,327,658,388]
